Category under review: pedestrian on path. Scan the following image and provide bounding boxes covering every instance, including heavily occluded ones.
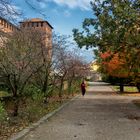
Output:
[81,81,86,96]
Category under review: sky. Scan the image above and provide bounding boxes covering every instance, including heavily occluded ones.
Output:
[12,0,95,62]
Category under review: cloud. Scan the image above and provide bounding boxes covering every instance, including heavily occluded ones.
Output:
[45,0,91,10]
[64,10,71,17]
[39,2,47,8]
[0,2,22,22]
[52,8,59,15]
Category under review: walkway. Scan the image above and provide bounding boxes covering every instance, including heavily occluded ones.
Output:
[20,82,140,140]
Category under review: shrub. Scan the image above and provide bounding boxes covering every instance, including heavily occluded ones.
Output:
[0,102,7,123]
[24,85,42,96]
[32,92,44,103]
[25,93,46,122]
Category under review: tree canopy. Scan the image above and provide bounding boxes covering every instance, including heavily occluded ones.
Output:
[73,0,140,89]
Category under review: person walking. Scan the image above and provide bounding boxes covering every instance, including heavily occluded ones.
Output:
[81,81,86,96]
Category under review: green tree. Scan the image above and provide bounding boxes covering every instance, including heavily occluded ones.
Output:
[73,0,140,91]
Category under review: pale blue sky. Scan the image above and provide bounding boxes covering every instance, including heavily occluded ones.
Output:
[12,0,95,62]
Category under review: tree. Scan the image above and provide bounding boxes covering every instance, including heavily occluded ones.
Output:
[0,0,20,19]
[32,32,53,102]
[52,35,71,98]
[100,51,130,92]
[73,0,140,91]
[52,34,89,97]
[0,29,43,115]
[66,50,89,95]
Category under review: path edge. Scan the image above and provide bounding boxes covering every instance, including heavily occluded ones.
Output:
[9,95,80,140]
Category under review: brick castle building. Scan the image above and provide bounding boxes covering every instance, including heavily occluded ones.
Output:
[0,17,19,33]
[0,17,53,55]
[20,18,53,50]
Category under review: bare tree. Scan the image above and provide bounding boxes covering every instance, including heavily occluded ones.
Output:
[66,50,86,95]
[32,40,53,102]
[52,34,89,97]
[52,35,70,98]
[0,0,20,20]
[0,29,44,115]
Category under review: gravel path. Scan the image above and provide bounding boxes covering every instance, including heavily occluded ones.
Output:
[19,82,140,140]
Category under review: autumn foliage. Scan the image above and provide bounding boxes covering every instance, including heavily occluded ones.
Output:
[100,51,129,78]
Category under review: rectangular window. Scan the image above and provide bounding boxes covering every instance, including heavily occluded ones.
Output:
[1,20,3,25]
[32,22,34,27]
[41,22,43,27]
[4,21,6,27]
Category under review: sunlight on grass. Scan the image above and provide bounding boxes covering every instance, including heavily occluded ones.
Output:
[0,91,10,97]
[113,86,138,92]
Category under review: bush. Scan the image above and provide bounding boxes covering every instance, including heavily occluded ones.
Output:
[32,92,44,103]
[26,103,45,122]
[25,93,46,122]
[24,85,42,96]
[0,102,7,123]
[0,84,9,92]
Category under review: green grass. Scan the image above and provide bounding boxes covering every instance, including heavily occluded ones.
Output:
[0,91,10,98]
[113,86,138,92]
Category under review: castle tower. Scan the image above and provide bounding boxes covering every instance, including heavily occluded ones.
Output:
[19,18,53,58]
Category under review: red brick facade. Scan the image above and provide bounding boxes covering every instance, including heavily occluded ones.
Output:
[0,17,53,56]
[20,18,53,58]
[0,17,18,33]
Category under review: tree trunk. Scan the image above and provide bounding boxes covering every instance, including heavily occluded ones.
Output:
[68,79,73,95]
[120,84,124,92]
[119,78,124,93]
[13,98,19,116]
[42,75,48,94]
[42,75,49,104]
[59,79,63,98]
[136,83,140,92]
[12,88,19,116]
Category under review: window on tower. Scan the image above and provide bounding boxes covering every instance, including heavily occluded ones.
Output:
[41,22,43,27]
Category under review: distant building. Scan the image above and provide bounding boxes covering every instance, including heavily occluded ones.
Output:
[90,61,99,72]
[89,60,102,81]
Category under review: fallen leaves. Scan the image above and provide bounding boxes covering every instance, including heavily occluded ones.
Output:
[0,94,74,140]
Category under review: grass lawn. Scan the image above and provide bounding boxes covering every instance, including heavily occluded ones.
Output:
[113,86,138,93]
[0,91,10,98]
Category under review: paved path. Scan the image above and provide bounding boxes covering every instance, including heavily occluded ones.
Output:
[20,82,140,140]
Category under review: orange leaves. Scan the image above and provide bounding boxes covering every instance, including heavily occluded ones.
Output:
[100,51,111,59]
[100,51,128,77]
[107,53,124,70]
